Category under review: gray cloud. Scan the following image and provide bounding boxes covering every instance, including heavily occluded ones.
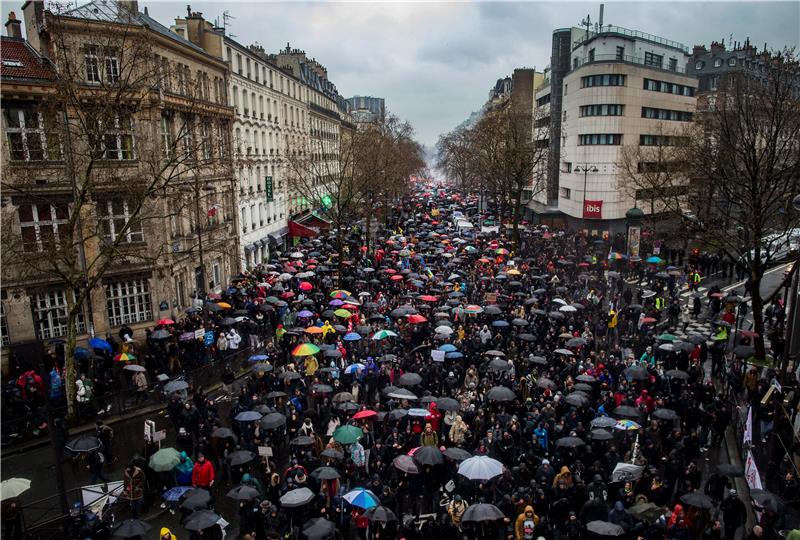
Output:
[2,1,798,146]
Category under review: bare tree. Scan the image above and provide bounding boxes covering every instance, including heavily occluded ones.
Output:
[1,6,233,416]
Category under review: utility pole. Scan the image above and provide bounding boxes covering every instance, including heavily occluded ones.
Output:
[574,164,598,233]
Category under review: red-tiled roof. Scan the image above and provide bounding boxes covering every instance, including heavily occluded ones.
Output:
[0,37,56,81]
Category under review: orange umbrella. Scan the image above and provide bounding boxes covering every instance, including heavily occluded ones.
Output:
[217,302,232,309]
[305,326,324,335]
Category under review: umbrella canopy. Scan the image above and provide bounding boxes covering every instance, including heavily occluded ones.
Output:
[0,478,31,499]
[292,343,321,356]
[435,397,460,411]
[717,463,744,477]
[458,455,504,481]
[555,436,586,448]
[590,416,617,429]
[412,446,444,466]
[680,491,715,509]
[112,519,152,538]
[365,506,398,523]
[750,489,785,512]
[302,517,335,540]
[589,429,614,441]
[65,434,102,453]
[652,408,679,421]
[163,380,189,393]
[235,411,263,422]
[227,450,256,466]
[461,503,505,523]
[343,488,380,509]
[281,487,316,508]
[227,485,260,501]
[184,510,221,531]
[392,454,419,474]
[333,425,363,445]
[486,386,516,402]
[181,488,212,510]
[310,467,341,481]
[586,520,625,536]
[397,373,423,386]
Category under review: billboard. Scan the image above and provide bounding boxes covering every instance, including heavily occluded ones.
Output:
[583,200,603,219]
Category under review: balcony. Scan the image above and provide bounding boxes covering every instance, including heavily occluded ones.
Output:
[572,53,690,75]
[575,25,690,54]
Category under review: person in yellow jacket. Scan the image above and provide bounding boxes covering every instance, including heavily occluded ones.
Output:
[608,309,618,329]
[514,505,540,540]
[160,528,178,540]
[321,320,335,338]
[304,355,319,377]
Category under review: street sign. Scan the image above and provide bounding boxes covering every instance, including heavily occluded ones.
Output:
[265,176,273,202]
[144,419,156,442]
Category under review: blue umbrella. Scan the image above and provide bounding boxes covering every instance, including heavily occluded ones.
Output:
[343,488,380,509]
[88,337,111,351]
[249,354,268,363]
[162,486,193,501]
[74,347,90,359]
[235,411,263,422]
[345,363,365,374]
[298,310,314,318]
[439,344,457,353]
[343,332,362,342]
[445,352,464,359]
[492,320,510,327]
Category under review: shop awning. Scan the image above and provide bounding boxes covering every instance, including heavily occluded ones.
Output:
[289,220,318,238]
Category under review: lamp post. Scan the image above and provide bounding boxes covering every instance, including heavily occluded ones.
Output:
[780,194,800,382]
[574,164,599,234]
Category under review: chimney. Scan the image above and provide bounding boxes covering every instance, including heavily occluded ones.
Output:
[710,41,725,55]
[117,0,138,17]
[5,11,22,38]
[21,1,48,56]
[692,45,707,58]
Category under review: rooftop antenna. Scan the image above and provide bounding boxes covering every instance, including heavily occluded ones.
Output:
[223,10,236,38]
[581,13,593,41]
[599,4,604,32]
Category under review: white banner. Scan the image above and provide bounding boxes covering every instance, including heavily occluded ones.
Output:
[744,406,753,446]
[430,350,446,362]
[744,449,763,491]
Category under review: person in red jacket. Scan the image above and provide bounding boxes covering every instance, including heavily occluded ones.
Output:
[191,452,215,489]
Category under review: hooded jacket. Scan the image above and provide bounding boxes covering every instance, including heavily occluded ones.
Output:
[514,505,539,540]
[175,451,193,485]
[160,528,177,540]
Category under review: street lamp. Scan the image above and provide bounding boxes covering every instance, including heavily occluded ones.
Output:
[574,164,599,233]
[781,194,800,381]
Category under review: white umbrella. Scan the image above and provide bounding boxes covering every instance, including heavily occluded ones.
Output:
[290,252,304,259]
[559,305,577,312]
[279,273,293,281]
[552,298,568,305]
[1,478,31,499]
[458,455,504,481]
[435,325,454,335]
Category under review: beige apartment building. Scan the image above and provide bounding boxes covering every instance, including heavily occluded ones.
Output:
[0,0,237,363]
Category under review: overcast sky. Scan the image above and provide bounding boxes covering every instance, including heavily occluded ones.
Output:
[4,1,799,146]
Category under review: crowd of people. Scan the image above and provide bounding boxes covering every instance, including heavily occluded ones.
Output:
[6,183,800,540]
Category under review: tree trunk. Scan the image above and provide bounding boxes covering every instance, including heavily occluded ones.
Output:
[512,188,522,250]
[64,300,79,420]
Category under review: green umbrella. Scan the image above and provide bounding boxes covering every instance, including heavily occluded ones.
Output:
[333,425,363,445]
[148,447,181,472]
[657,333,677,342]
[372,330,398,340]
[334,309,351,318]
[1,478,31,499]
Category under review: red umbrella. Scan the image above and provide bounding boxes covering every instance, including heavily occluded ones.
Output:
[390,274,403,281]
[407,314,428,324]
[157,318,175,325]
[352,410,377,420]
[299,282,313,292]
[281,291,296,299]
[740,330,760,338]
[418,295,439,302]
[641,317,657,324]
[384,269,398,275]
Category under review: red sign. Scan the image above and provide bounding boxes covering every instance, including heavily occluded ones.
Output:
[583,200,603,219]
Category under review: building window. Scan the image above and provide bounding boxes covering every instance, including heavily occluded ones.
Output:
[578,133,622,145]
[180,114,195,162]
[200,120,212,160]
[31,289,85,339]
[102,114,135,160]
[728,57,737,67]
[104,48,120,83]
[218,122,230,158]
[563,162,572,173]
[695,61,705,70]
[579,104,624,117]
[641,107,693,121]
[212,262,221,289]
[0,301,8,346]
[160,113,173,157]
[714,58,723,68]
[710,76,719,91]
[4,107,61,161]
[581,74,626,88]
[19,203,69,252]
[644,52,663,69]
[639,134,688,146]
[616,46,625,60]
[643,78,695,96]
[560,187,571,199]
[85,45,100,83]
[105,278,152,327]
[669,58,678,72]
[99,200,144,244]
[588,48,595,62]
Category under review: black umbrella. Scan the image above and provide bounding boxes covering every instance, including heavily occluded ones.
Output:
[665,369,690,380]
[443,447,472,461]
[181,489,212,510]
[518,333,536,342]
[566,337,587,347]
[227,450,256,466]
[397,373,423,386]
[591,416,617,428]
[528,355,547,365]
[750,489,784,512]
[623,366,648,380]
[392,454,419,474]
[436,397,460,411]
[226,485,260,501]
[680,491,715,509]
[486,386,516,402]
[586,520,625,536]
[717,463,743,477]
[564,393,589,407]
[184,510,221,531]
[589,429,614,441]
[320,448,344,460]
[311,466,341,480]
[65,434,101,453]
[537,378,557,390]
[266,390,288,399]
[302,517,335,540]
[112,519,152,538]
[262,412,287,429]
[488,358,511,372]
[576,374,597,383]
[613,406,642,419]
[290,436,316,446]
[365,506,398,523]
[281,487,316,508]
[412,446,444,466]
[211,427,237,441]
[734,345,755,357]
[652,408,679,421]
[555,436,586,448]
[461,503,505,523]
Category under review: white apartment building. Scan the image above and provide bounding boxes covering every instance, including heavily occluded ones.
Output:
[224,39,309,267]
[533,26,698,235]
